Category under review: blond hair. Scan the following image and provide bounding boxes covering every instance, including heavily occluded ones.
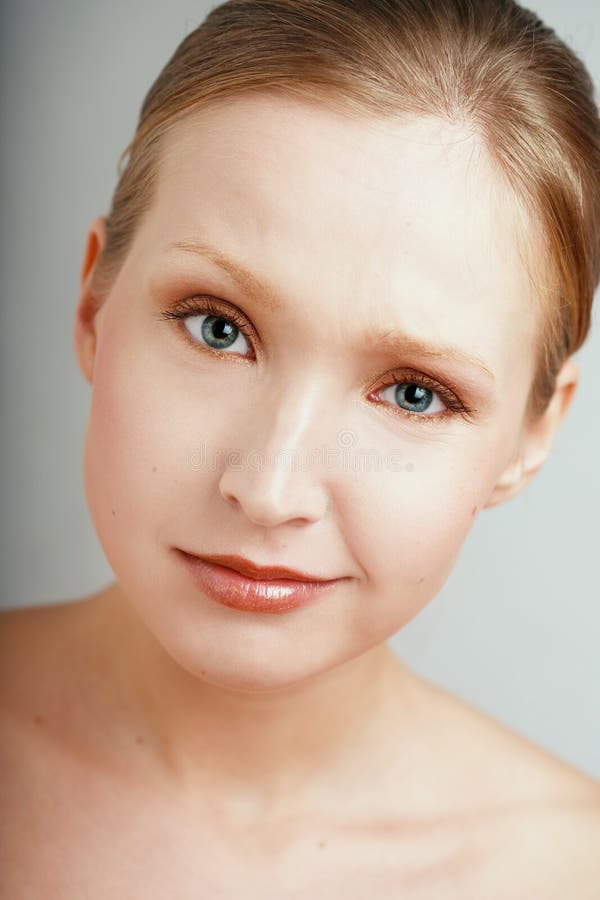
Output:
[91,0,600,419]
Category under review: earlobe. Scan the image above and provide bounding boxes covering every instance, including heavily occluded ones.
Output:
[483,357,580,510]
[483,450,525,509]
[73,217,108,385]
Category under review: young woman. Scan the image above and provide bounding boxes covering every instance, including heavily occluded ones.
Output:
[1,1,599,896]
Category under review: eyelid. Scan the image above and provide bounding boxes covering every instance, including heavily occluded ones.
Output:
[157,295,259,357]
[371,368,478,426]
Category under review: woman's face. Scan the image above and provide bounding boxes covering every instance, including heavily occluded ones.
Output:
[77,94,541,691]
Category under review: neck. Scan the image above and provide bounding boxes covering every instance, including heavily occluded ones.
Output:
[88,581,417,828]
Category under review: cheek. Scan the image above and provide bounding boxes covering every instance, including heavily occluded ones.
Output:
[82,312,191,579]
[339,444,493,630]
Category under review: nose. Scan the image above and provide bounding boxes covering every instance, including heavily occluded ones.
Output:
[217,380,332,528]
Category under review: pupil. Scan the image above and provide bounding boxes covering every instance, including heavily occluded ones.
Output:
[407,385,425,403]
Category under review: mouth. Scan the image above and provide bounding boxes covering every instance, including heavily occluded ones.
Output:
[184,552,339,583]
[175,549,347,614]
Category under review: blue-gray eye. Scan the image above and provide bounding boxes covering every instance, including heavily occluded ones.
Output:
[396,384,433,413]
[185,313,251,354]
[379,381,445,416]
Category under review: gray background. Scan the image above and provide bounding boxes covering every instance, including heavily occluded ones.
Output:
[1,1,598,778]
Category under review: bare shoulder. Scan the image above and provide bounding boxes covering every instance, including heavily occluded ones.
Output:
[0,595,132,897]
[0,595,93,652]
[0,592,112,752]
[407,671,600,896]
[0,597,93,712]
[475,773,600,899]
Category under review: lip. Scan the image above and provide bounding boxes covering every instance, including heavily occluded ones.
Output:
[187,552,336,583]
[175,549,346,614]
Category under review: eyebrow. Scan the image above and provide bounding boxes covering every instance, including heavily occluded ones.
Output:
[165,238,496,384]
[166,239,282,313]
[368,329,496,384]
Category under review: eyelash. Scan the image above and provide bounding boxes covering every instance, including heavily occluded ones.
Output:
[370,371,473,425]
[159,295,258,354]
[157,295,476,426]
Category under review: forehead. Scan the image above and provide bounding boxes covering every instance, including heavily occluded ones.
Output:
[136,93,539,387]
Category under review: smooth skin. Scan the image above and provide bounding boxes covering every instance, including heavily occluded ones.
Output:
[1,94,599,898]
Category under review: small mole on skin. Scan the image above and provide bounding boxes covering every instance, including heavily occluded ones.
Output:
[417,576,425,584]
[318,841,326,849]
[152,466,157,473]
[135,736,144,745]
[111,509,116,516]
[33,714,44,726]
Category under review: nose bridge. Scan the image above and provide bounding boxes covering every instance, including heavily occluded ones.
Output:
[241,373,339,483]
[260,374,331,460]
[217,374,340,527]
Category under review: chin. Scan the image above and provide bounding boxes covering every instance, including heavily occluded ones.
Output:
[128,594,360,694]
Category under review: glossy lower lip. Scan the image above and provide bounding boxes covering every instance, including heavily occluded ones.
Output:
[176,550,343,614]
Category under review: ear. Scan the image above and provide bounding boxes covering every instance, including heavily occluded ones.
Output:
[73,216,108,385]
[483,357,579,509]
